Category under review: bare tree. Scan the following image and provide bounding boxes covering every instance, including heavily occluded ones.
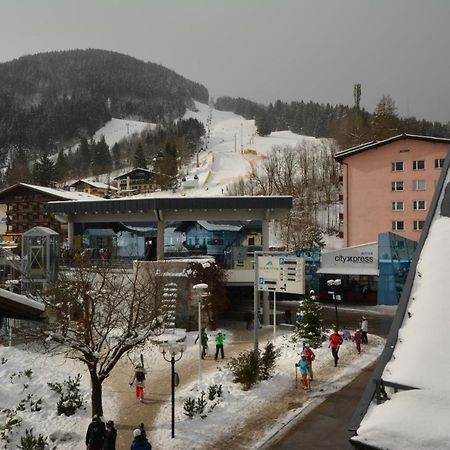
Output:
[34,262,165,416]
[229,139,341,249]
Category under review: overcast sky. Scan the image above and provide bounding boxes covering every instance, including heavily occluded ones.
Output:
[1,0,449,122]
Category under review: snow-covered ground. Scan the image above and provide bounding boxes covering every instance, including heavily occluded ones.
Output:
[150,329,385,449]
[0,324,384,449]
[0,345,115,449]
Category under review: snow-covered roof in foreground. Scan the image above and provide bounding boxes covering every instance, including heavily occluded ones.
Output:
[0,288,45,311]
[353,176,450,449]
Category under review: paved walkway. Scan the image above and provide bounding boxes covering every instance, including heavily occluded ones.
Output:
[108,323,274,449]
[106,307,391,449]
[264,362,375,450]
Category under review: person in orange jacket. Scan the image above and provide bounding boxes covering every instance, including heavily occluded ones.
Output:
[328,329,343,367]
[303,343,316,381]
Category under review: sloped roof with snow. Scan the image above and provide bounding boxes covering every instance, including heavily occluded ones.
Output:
[350,152,450,449]
[70,179,117,190]
[0,288,45,320]
[335,134,450,162]
[0,183,101,201]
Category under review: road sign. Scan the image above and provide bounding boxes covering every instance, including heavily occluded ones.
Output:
[257,255,305,294]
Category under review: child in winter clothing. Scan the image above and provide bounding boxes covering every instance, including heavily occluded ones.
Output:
[302,343,316,381]
[296,353,310,390]
[352,329,362,354]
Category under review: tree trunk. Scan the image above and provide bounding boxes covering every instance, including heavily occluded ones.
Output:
[90,371,103,417]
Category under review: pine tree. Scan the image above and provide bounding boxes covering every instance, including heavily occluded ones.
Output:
[92,136,112,176]
[32,153,57,186]
[133,142,147,168]
[55,149,70,181]
[112,143,121,170]
[292,290,324,348]
[78,137,91,175]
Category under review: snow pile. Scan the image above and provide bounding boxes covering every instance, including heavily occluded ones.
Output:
[0,345,116,449]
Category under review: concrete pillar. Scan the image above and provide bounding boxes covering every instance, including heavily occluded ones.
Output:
[67,220,74,249]
[157,219,165,260]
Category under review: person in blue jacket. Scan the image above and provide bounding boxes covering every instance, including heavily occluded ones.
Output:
[296,353,310,390]
[130,428,152,450]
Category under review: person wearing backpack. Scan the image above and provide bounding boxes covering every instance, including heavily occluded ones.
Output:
[129,365,147,402]
[85,415,106,450]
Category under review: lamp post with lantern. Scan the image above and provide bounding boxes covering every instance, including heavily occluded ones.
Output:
[327,279,342,330]
[159,341,186,438]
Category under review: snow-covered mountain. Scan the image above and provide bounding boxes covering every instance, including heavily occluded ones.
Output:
[95,101,321,198]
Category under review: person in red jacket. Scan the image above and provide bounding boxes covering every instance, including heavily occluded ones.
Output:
[303,343,316,381]
[329,329,343,367]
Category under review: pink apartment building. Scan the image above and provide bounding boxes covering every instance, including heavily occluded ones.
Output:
[335,134,450,247]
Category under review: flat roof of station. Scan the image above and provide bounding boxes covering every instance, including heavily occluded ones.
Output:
[46,196,293,222]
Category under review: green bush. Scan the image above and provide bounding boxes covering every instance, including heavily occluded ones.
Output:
[18,429,50,450]
[259,342,280,380]
[228,349,259,390]
[229,343,280,389]
[47,373,85,416]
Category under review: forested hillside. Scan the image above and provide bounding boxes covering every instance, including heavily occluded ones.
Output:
[215,94,450,148]
[0,49,209,165]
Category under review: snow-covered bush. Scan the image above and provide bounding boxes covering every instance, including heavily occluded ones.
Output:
[47,374,85,416]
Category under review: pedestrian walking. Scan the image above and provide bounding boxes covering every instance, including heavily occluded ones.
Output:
[244,311,253,329]
[130,428,152,450]
[360,316,369,344]
[284,309,292,324]
[129,364,147,402]
[352,328,362,354]
[214,331,226,360]
[104,420,117,450]
[303,343,316,381]
[85,415,105,450]
[195,328,209,359]
[329,328,343,367]
[295,353,310,390]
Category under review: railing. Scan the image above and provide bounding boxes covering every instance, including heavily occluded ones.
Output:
[374,378,418,405]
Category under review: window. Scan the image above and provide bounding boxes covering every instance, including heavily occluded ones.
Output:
[413,200,426,210]
[413,160,425,170]
[392,181,404,191]
[392,221,404,231]
[435,158,445,169]
[392,161,404,171]
[412,180,426,191]
[392,201,404,211]
[248,237,255,246]
[413,220,424,231]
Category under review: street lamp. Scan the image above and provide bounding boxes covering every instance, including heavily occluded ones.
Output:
[327,279,342,330]
[159,341,186,438]
[192,283,209,390]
